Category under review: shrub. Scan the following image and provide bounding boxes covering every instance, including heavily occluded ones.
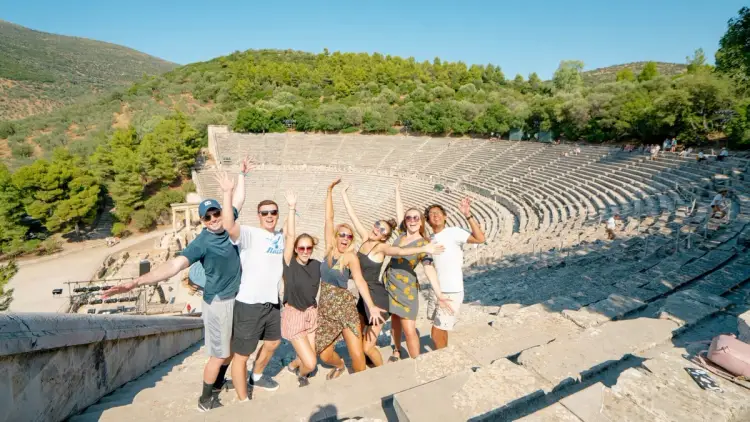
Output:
[111,222,130,237]
[340,126,359,133]
[131,209,156,231]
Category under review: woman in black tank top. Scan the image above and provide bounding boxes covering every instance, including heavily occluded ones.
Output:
[281,191,321,387]
[341,183,443,367]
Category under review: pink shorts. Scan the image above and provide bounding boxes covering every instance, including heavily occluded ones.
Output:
[281,305,318,340]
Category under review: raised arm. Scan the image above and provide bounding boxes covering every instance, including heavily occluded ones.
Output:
[347,253,386,325]
[283,190,297,265]
[233,156,254,210]
[103,256,189,297]
[325,178,341,251]
[377,241,444,257]
[217,172,240,241]
[395,180,404,226]
[460,197,486,244]
[341,184,369,240]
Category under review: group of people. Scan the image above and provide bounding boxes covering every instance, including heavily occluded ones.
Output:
[104,158,486,412]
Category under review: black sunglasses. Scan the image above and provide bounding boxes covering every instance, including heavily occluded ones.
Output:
[202,209,221,221]
[259,209,279,216]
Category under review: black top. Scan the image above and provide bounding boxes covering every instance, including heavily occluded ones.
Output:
[283,258,321,310]
[357,251,383,287]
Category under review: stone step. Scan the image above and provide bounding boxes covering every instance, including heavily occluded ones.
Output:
[393,358,552,421]
[448,303,582,365]
[516,318,679,389]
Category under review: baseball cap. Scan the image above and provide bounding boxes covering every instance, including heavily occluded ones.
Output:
[198,199,222,218]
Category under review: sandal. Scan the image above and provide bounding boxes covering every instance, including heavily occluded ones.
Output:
[326,365,346,380]
[286,364,299,376]
[388,350,401,363]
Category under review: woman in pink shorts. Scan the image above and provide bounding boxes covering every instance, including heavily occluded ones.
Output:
[281,191,321,387]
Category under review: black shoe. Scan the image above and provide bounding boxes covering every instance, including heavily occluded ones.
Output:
[249,375,279,391]
[212,378,234,393]
[197,396,222,412]
[298,376,310,387]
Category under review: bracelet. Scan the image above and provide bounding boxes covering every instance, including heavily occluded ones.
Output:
[240,172,248,177]
[466,215,474,220]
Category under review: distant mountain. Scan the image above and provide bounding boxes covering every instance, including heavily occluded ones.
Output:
[0,20,177,120]
[581,62,687,85]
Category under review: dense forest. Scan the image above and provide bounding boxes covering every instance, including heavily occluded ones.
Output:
[0,7,749,258]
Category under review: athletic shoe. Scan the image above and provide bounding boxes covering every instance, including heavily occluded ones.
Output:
[197,396,222,412]
[212,378,234,393]
[298,376,310,387]
[249,375,279,391]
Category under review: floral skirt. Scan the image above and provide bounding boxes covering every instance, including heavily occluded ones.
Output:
[315,282,361,353]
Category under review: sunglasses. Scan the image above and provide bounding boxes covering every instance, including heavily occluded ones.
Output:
[259,209,279,217]
[338,232,354,240]
[202,209,221,221]
[404,215,421,222]
[374,222,389,235]
[296,246,313,253]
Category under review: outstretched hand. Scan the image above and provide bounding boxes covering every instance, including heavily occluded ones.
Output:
[102,280,137,299]
[425,241,445,255]
[368,305,387,326]
[240,155,255,174]
[329,178,342,190]
[459,197,472,217]
[436,294,455,315]
[215,171,236,192]
[285,190,297,208]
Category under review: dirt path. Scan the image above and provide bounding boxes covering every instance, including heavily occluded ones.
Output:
[8,229,171,313]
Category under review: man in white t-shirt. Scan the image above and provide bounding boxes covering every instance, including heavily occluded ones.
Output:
[219,173,284,401]
[425,197,486,350]
[711,189,728,219]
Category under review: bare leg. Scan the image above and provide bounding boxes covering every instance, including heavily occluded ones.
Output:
[401,318,420,358]
[431,326,448,350]
[290,336,317,377]
[319,341,346,379]
[203,355,232,384]
[252,340,280,376]
[391,315,403,358]
[231,353,250,400]
[342,327,366,373]
[363,324,384,367]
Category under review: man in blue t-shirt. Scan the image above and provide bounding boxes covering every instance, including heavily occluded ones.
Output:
[105,158,251,412]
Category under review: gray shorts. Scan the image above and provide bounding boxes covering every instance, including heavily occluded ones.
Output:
[202,296,235,358]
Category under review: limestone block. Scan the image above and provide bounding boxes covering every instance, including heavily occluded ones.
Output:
[739,311,750,343]
[561,308,610,329]
[657,294,721,328]
[450,305,580,365]
[517,318,678,388]
[414,345,478,384]
[560,382,663,422]
[516,403,582,421]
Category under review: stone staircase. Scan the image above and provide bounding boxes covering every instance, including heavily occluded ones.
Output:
[70,222,750,421]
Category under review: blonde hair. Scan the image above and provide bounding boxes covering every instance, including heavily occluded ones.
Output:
[327,223,356,270]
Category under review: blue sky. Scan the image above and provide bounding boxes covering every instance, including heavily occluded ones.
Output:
[1,0,745,79]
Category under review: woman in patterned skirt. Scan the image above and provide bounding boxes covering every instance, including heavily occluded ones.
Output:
[340,182,443,367]
[385,182,452,360]
[315,178,387,380]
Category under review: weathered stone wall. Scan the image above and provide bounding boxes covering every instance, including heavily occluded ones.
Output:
[206,125,228,164]
[0,313,203,422]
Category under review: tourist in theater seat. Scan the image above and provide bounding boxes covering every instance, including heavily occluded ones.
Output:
[384,184,452,361]
[315,178,387,380]
[104,160,249,413]
[341,181,444,367]
[217,171,284,401]
[280,190,321,387]
[425,197,486,350]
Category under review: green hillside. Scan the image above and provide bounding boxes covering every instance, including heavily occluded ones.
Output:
[581,61,687,85]
[0,20,176,120]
